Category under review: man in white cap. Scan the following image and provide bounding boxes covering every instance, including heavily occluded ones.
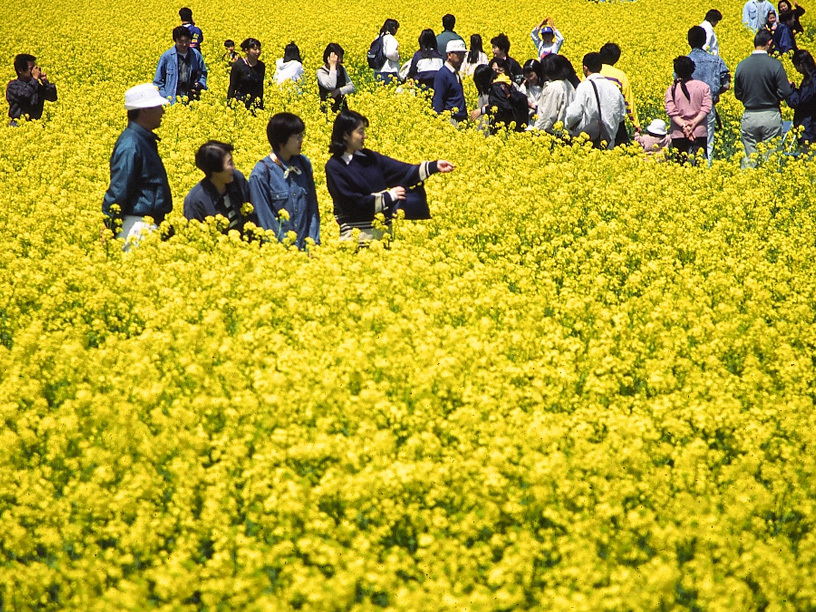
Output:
[102,83,172,247]
[432,39,468,125]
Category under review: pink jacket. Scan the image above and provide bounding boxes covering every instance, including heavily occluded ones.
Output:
[664,79,712,140]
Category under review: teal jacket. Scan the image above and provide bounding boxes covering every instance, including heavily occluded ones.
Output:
[102,123,172,226]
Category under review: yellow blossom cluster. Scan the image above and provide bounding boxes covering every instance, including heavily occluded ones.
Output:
[2,0,816,610]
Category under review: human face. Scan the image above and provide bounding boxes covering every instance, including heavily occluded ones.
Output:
[524,71,539,86]
[140,105,165,131]
[175,36,191,54]
[492,45,505,59]
[278,132,303,162]
[768,12,777,24]
[447,51,465,70]
[779,1,791,11]
[247,46,261,61]
[211,153,236,185]
[18,61,34,81]
[343,123,365,154]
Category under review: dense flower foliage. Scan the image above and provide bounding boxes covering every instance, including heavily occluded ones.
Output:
[2,0,816,609]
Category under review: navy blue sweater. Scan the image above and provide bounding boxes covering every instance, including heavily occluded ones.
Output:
[787,77,816,144]
[432,65,467,121]
[325,150,438,236]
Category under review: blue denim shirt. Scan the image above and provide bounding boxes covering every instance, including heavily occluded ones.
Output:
[102,122,172,225]
[688,49,731,104]
[153,46,208,103]
[249,154,320,249]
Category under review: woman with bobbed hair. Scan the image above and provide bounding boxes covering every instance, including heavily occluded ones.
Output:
[324,110,455,243]
[317,42,355,112]
[184,140,254,233]
[228,37,265,110]
[665,56,712,161]
[249,113,320,249]
[274,41,304,84]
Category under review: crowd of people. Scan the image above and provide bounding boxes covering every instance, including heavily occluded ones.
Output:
[5,5,816,249]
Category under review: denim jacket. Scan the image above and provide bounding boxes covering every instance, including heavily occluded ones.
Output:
[154,47,208,103]
[249,154,320,249]
[102,122,172,225]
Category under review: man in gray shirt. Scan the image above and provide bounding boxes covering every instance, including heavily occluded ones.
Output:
[734,29,791,167]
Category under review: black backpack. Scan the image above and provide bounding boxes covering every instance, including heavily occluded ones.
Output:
[488,82,529,132]
[367,34,386,69]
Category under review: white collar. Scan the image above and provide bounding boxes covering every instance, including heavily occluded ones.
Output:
[752,50,769,54]
[341,151,365,165]
[445,62,457,73]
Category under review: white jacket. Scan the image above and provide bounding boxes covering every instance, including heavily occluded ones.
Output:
[274,59,304,84]
[378,33,400,73]
[565,73,625,148]
[535,79,575,132]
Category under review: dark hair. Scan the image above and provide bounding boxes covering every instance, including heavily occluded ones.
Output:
[173,26,191,42]
[473,64,494,95]
[442,14,456,31]
[778,0,792,10]
[754,28,774,47]
[224,39,235,48]
[491,33,511,54]
[380,19,399,35]
[793,49,816,79]
[688,25,707,49]
[541,53,573,81]
[490,57,510,74]
[267,112,306,151]
[419,28,438,57]
[283,41,301,63]
[598,42,621,65]
[179,7,193,21]
[13,53,35,75]
[523,58,543,82]
[467,34,484,64]
[127,108,141,122]
[674,56,695,80]
[241,38,261,52]
[329,110,369,156]
[705,9,723,22]
[195,140,234,178]
[323,42,345,64]
[582,52,602,73]
[779,9,795,22]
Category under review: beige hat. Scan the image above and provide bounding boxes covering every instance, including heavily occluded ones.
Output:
[124,83,170,110]
[446,40,467,53]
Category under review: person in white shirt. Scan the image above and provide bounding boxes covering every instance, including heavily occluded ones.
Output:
[565,52,626,149]
[700,9,723,54]
[317,43,355,112]
[530,17,564,59]
[374,19,400,84]
[462,34,489,78]
[274,42,304,85]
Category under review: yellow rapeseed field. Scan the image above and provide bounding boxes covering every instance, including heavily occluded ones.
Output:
[2,0,816,609]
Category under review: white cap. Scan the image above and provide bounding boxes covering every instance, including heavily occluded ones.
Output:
[645,119,667,137]
[124,83,170,110]
[446,40,467,53]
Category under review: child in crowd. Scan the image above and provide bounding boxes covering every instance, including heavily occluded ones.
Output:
[635,119,671,155]
[222,40,239,63]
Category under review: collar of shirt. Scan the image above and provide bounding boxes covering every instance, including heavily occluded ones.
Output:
[444,62,457,73]
[128,121,161,143]
[752,50,769,54]
[341,151,366,165]
[270,152,303,177]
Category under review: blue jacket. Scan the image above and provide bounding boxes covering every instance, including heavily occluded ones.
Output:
[183,170,256,233]
[102,122,172,225]
[154,46,208,103]
[432,64,467,121]
[249,154,320,249]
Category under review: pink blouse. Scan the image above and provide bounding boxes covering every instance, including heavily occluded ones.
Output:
[664,79,712,140]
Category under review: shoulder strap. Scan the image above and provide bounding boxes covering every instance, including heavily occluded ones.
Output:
[589,79,607,144]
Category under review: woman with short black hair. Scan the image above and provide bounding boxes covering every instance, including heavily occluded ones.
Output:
[228,38,265,110]
[274,41,304,84]
[373,19,401,83]
[184,140,254,233]
[787,49,816,148]
[324,110,454,243]
[317,43,355,112]
[249,113,320,249]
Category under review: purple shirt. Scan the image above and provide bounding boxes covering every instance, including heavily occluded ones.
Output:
[664,79,712,139]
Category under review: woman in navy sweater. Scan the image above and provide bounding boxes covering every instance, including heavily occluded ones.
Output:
[787,49,816,148]
[324,110,454,243]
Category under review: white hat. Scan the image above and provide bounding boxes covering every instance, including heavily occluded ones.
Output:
[446,40,467,53]
[124,83,170,110]
[645,119,667,137]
